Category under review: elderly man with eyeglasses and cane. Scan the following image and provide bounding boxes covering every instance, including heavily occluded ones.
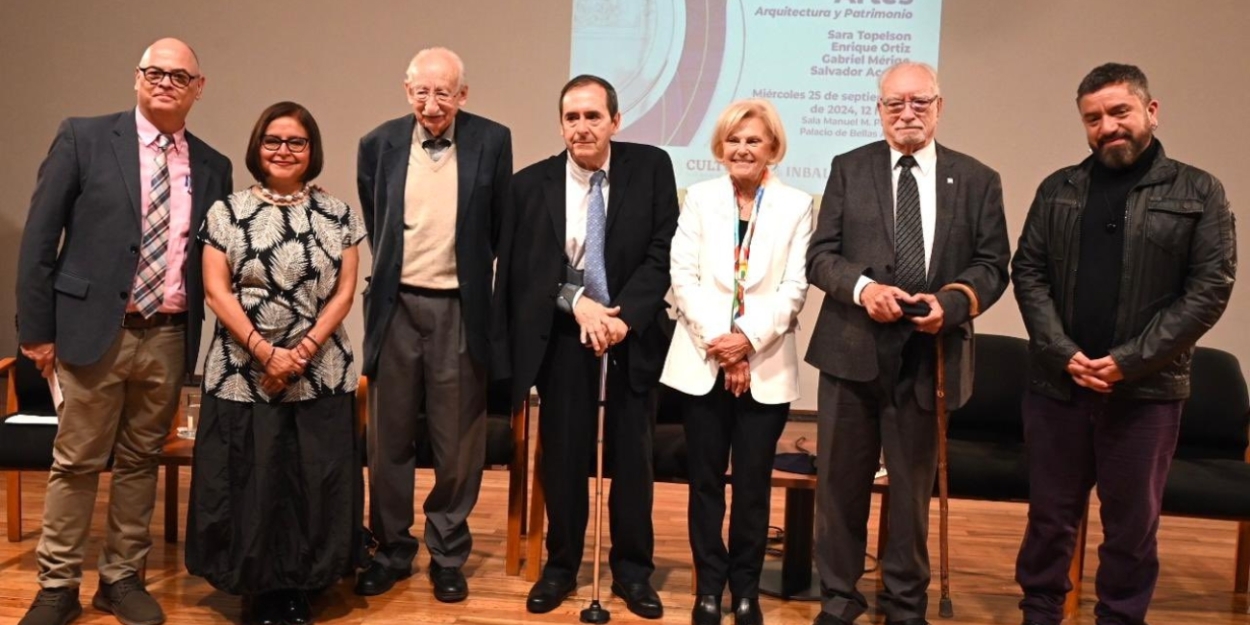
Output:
[805,60,1010,625]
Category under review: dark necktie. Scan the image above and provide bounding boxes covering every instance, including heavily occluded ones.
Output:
[132,133,173,317]
[422,137,451,161]
[893,154,927,294]
[583,170,609,303]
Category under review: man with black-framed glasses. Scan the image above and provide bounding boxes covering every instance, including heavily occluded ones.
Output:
[16,37,232,625]
[806,61,1010,625]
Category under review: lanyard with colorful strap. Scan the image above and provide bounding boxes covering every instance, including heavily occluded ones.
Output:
[732,184,765,321]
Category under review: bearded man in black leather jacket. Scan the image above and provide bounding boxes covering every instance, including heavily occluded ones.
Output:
[1011,63,1236,625]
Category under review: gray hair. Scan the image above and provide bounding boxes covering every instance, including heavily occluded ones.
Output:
[404,47,466,89]
[877,60,940,96]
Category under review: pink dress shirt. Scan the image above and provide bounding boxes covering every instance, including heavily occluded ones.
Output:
[132,108,193,313]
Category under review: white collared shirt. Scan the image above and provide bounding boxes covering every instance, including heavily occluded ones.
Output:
[854,140,938,305]
[564,151,611,270]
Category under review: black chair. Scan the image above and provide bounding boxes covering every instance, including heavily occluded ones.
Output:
[0,352,59,541]
[653,382,690,483]
[1159,346,1250,594]
[945,334,1032,502]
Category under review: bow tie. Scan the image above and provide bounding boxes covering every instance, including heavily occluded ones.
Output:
[421,138,451,150]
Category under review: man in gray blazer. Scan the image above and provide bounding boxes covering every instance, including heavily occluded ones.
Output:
[354,47,512,602]
[15,38,232,625]
[805,61,1010,625]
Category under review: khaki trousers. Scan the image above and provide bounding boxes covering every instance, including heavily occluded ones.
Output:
[36,324,185,588]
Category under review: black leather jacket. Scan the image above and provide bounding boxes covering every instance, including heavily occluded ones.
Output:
[1011,143,1236,401]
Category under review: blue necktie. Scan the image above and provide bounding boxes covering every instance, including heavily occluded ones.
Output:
[584,170,609,303]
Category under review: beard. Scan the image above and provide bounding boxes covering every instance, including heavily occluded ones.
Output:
[1094,131,1152,169]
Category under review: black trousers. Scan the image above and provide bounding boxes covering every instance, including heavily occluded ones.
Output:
[682,374,788,599]
[534,316,657,584]
[815,336,937,623]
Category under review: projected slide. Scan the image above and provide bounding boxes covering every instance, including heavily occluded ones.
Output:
[570,0,942,195]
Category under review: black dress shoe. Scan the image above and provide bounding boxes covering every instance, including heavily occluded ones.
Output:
[732,597,762,625]
[692,594,722,625]
[429,563,469,603]
[526,576,577,614]
[242,592,282,625]
[611,580,664,619]
[884,619,928,625]
[353,560,411,596]
[282,590,313,625]
[812,612,854,625]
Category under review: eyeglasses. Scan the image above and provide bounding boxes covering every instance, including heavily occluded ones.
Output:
[261,136,310,153]
[409,88,458,104]
[880,95,940,115]
[137,66,199,89]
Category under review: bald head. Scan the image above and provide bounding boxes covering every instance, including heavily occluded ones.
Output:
[403,47,468,137]
[139,38,201,75]
[405,47,465,90]
[134,37,205,133]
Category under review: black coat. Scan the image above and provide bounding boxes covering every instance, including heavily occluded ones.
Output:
[492,141,680,407]
[805,140,1011,410]
[17,110,233,370]
[356,110,513,377]
[1011,143,1236,401]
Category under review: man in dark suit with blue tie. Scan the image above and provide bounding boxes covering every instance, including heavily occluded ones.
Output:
[805,61,1010,625]
[354,47,512,603]
[15,38,232,625]
[492,75,678,619]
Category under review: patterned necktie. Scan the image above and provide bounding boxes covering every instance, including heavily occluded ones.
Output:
[893,154,927,294]
[583,170,609,304]
[132,133,173,318]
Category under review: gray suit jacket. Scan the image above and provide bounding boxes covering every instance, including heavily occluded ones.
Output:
[16,110,233,370]
[356,110,512,378]
[805,140,1010,410]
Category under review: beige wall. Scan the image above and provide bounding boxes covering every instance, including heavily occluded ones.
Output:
[1,1,1245,410]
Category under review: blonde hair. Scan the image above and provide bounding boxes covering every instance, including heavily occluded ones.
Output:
[710,98,787,165]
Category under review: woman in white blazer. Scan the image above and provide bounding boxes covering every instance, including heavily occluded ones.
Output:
[660,99,813,625]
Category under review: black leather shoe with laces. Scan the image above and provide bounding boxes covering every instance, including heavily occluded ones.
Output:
[429,563,469,603]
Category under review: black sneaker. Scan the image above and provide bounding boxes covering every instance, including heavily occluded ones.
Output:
[92,575,164,625]
[19,587,83,625]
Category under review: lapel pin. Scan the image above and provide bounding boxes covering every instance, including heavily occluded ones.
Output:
[946,177,954,184]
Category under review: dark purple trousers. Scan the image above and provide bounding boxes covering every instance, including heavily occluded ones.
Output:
[1015,390,1182,625]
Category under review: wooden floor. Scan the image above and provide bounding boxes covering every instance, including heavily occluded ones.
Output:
[2,429,1249,624]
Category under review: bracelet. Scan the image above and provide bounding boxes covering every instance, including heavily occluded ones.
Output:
[302,333,322,349]
[246,329,264,359]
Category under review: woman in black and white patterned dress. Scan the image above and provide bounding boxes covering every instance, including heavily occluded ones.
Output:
[186,101,365,625]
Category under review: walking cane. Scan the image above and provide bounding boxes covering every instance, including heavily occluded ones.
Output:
[580,353,611,624]
[934,337,954,619]
[933,283,980,620]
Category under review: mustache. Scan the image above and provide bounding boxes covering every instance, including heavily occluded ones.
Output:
[1099,132,1131,148]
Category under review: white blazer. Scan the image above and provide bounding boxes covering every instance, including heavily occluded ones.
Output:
[660,174,814,404]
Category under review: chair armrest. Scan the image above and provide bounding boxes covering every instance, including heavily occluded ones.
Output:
[356,376,369,439]
[1,357,16,415]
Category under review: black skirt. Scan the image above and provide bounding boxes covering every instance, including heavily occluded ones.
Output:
[185,393,363,594]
